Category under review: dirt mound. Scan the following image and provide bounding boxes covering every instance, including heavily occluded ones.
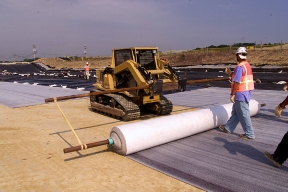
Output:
[168,49,288,67]
[34,57,111,70]
[35,48,288,70]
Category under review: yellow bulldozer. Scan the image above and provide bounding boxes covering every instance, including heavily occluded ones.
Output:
[90,46,187,121]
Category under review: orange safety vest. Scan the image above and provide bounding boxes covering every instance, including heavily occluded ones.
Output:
[84,65,90,72]
[231,61,254,92]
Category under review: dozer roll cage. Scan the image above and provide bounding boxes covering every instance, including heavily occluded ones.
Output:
[109,47,186,87]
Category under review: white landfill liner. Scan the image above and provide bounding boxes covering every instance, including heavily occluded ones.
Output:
[110,99,260,155]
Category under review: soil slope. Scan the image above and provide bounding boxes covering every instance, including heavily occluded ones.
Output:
[34,45,288,69]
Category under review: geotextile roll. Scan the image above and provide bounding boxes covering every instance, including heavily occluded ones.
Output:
[110,99,260,155]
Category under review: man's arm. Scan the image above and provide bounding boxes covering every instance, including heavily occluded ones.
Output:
[280,96,288,108]
[275,96,288,117]
[231,82,239,95]
[229,66,242,103]
[231,66,242,95]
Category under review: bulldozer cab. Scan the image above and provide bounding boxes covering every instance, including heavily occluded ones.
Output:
[95,46,186,92]
[112,47,160,70]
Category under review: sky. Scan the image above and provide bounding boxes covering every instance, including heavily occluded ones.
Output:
[0,0,287,61]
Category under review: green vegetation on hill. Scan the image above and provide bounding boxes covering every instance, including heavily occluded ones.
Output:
[192,42,287,52]
[161,43,288,66]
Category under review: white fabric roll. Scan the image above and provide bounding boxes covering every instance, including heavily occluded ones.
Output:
[110,99,260,155]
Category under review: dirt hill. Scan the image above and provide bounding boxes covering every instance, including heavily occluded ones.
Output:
[34,45,288,70]
[169,49,288,67]
[34,57,110,70]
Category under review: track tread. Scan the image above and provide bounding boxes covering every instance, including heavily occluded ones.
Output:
[91,93,140,121]
[158,95,173,115]
[106,93,140,121]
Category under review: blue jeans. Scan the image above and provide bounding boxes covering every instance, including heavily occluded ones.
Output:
[224,100,255,139]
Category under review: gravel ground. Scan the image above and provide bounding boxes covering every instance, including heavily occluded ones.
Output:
[0,63,287,191]
[0,98,201,192]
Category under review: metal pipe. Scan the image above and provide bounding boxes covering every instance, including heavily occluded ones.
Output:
[63,139,110,153]
[46,78,229,102]
[163,77,229,91]
[45,85,149,103]
[187,77,229,84]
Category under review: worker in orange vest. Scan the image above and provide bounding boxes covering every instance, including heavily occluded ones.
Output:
[84,62,90,79]
[219,47,255,140]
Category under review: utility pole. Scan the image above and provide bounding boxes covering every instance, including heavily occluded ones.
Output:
[84,46,87,60]
[33,44,37,60]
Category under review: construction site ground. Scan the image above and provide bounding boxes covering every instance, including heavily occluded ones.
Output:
[1,59,287,191]
[0,98,202,192]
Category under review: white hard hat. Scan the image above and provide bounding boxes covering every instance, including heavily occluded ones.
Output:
[86,62,89,65]
[235,47,247,59]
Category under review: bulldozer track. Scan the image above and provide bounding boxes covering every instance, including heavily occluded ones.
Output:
[90,91,172,120]
[91,93,140,121]
[106,93,140,121]
[158,95,173,115]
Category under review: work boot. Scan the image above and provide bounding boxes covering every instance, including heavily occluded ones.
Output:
[264,151,281,168]
[219,125,229,133]
[274,105,285,117]
[238,134,254,140]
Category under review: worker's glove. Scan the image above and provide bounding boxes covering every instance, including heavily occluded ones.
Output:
[274,105,285,117]
[225,67,232,75]
[283,85,287,91]
[228,77,233,84]
[230,95,235,103]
